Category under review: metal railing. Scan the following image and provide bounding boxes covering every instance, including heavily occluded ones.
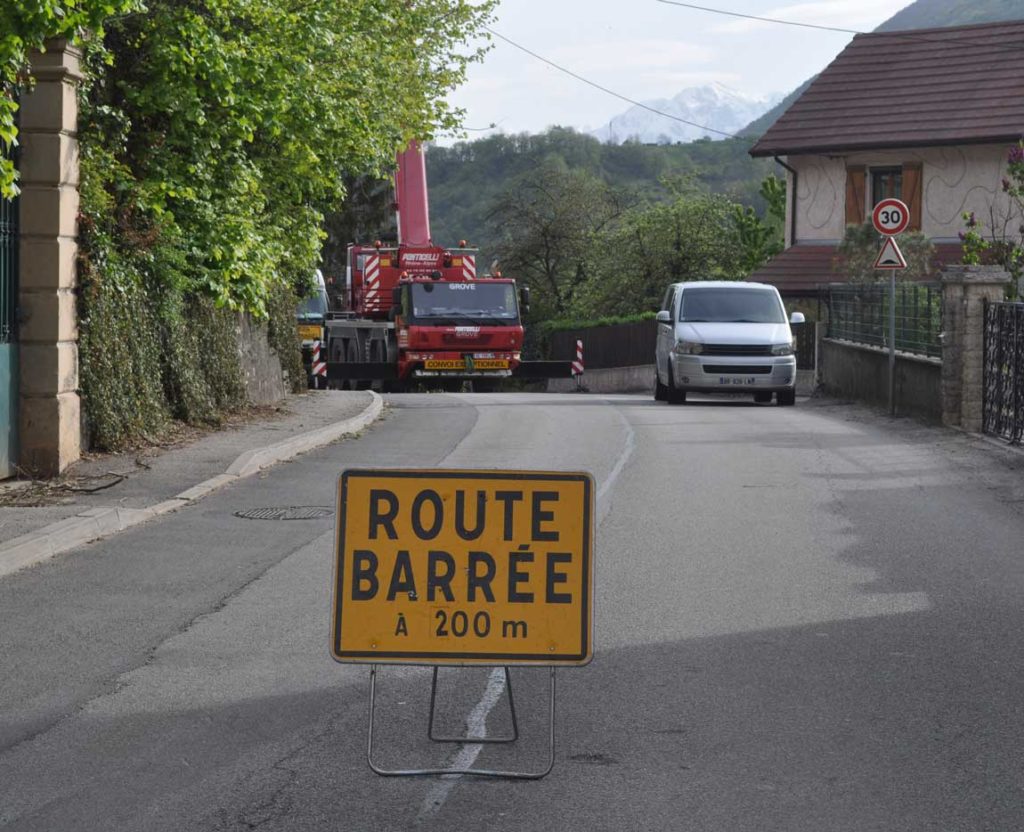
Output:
[0,195,16,345]
[826,283,942,358]
[983,301,1024,444]
[793,322,816,370]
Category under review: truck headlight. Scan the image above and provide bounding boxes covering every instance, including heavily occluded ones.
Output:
[771,341,795,356]
[673,340,703,355]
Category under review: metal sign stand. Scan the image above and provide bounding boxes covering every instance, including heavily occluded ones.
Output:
[366,665,557,780]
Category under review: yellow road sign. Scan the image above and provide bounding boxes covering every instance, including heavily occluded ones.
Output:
[331,469,595,666]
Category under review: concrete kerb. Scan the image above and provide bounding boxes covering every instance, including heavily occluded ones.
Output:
[0,391,384,580]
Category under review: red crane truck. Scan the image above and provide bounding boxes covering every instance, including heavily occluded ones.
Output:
[320,141,570,391]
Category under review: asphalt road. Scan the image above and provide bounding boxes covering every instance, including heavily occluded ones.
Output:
[2,392,1024,831]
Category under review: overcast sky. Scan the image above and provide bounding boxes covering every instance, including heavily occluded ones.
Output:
[442,0,915,140]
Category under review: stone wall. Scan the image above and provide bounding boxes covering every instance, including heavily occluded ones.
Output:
[236,314,290,406]
[819,339,942,422]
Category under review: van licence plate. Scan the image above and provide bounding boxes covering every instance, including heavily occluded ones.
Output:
[720,377,756,385]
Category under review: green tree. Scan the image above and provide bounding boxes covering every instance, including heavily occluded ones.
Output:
[731,173,786,274]
[81,0,496,313]
[1,0,139,197]
[835,222,934,282]
[73,0,496,448]
[487,162,634,318]
[575,182,745,317]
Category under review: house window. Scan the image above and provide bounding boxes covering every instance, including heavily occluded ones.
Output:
[871,167,902,206]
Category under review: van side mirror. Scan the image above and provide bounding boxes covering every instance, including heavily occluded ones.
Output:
[790,312,806,324]
[656,310,671,324]
[519,286,531,315]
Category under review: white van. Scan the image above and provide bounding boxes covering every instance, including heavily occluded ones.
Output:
[654,281,805,405]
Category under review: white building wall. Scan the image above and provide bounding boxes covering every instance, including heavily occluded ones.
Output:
[786,144,1018,244]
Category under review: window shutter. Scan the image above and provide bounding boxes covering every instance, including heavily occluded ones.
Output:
[903,162,923,231]
[845,166,866,225]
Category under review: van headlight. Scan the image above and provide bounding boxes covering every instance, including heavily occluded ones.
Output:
[771,341,795,356]
[673,341,703,355]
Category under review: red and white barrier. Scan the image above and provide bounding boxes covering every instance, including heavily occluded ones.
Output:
[572,340,585,390]
[571,339,584,377]
[311,340,327,388]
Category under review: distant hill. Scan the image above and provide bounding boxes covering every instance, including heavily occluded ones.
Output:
[593,83,779,145]
[877,0,1024,30]
[423,128,773,268]
[740,0,1024,137]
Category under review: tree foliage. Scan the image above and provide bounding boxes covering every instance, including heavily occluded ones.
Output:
[835,222,934,283]
[731,173,785,274]
[486,166,752,322]
[81,0,496,314]
[575,181,746,317]
[72,0,494,448]
[487,162,635,318]
[1,0,139,197]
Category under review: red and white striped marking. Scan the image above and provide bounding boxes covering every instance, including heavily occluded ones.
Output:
[571,339,584,376]
[363,255,382,312]
[311,341,327,378]
[463,254,476,281]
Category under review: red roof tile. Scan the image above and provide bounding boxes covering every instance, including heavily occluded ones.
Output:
[750,21,1024,157]
[750,242,963,295]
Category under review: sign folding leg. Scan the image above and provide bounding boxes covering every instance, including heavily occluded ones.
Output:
[366,665,557,779]
[428,666,518,743]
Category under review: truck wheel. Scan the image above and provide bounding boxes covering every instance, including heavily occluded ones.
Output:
[777,389,796,406]
[328,341,347,390]
[345,340,362,390]
[471,379,499,393]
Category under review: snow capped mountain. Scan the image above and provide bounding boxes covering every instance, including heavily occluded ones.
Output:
[592,83,780,145]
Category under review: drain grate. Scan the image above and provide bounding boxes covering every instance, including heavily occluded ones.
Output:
[234,506,333,521]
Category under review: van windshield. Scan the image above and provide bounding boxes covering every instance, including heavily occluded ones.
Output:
[296,290,328,320]
[679,287,785,323]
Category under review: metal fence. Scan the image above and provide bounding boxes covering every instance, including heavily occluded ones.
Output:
[0,195,16,344]
[983,301,1024,444]
[794,322,815,370]
[827,283,942,358]
[548,319,657,369]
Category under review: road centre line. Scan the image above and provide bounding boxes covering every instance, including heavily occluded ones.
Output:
[416,401,635,818]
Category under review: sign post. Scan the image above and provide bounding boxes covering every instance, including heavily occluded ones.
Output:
[871,198,910,415]
[332,468,595,778]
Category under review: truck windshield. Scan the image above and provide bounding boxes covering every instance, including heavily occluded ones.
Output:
[679,287,785,323]
[409,282,519,325]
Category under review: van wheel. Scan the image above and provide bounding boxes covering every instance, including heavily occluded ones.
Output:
[654,372,667,401]
[666,362,686,405]
[754,392,772,404]
[777,389,796,406]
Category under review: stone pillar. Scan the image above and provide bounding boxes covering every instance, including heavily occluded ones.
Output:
[17,40,82,475]
[940,264,1011,432]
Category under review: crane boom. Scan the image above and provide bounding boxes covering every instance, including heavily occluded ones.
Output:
[394,140,432,247]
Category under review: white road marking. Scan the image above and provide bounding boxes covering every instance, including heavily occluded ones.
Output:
[416,667,507,821]
[416,399,635,820]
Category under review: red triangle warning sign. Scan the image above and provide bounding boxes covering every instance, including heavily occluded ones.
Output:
[874,236,907,269]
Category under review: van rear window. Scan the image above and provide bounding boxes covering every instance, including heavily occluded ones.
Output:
[679,288,785,324]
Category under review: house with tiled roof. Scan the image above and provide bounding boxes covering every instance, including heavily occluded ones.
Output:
[747,20,1024,297]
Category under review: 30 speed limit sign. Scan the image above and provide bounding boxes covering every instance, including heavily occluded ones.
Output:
[872,198,910,235]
